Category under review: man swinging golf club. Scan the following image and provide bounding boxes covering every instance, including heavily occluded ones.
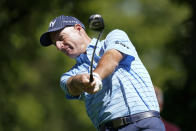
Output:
[40,14,165,131]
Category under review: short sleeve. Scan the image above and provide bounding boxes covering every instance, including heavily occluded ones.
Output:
[104,29,137,57]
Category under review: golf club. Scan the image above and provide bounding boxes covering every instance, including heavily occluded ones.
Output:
[88,14,105,82]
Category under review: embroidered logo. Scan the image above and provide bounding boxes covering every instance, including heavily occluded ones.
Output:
[115,40,129,49]
[49,20,56,28]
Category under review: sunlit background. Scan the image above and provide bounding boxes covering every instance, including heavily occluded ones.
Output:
[0,0,195,130]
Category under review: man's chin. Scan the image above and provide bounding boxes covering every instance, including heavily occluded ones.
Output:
[66,53,77,58]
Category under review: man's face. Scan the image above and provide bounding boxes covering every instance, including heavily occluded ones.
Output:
[49,25,85,58]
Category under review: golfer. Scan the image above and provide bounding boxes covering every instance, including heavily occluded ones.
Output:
[40,15,165,131]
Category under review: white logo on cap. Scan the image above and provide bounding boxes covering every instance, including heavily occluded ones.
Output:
[49,20,56,28]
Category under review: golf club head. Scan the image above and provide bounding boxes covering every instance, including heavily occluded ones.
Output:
[88,14,104,31]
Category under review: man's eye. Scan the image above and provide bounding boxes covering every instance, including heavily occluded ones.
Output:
[58,36,65,41]
[57,37,62,41]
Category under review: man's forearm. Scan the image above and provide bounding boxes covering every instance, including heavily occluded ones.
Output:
[94,49,123,79]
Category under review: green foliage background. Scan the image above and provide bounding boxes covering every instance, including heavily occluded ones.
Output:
[0,0,195,130]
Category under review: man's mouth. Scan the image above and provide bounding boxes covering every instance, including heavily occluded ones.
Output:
[63,45,73,54]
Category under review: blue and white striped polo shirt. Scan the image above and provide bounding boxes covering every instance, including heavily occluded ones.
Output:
[60,29,160,128]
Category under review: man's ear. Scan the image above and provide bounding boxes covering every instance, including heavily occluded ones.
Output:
[74,24,82,31]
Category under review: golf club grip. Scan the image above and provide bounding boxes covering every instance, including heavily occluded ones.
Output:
[90,73,93,82]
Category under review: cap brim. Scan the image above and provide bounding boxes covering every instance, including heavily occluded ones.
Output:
[40,26,65,46]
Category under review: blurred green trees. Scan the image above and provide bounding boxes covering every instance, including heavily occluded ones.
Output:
[0,0,195,130]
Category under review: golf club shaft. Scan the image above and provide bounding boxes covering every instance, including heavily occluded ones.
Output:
[90,30,104,82]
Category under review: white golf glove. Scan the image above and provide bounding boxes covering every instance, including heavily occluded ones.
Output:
[92,72,102,92]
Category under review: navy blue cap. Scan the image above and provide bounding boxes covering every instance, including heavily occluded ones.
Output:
[40,15,85,46]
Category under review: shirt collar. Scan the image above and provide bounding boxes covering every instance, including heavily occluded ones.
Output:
[87,38,97,47]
